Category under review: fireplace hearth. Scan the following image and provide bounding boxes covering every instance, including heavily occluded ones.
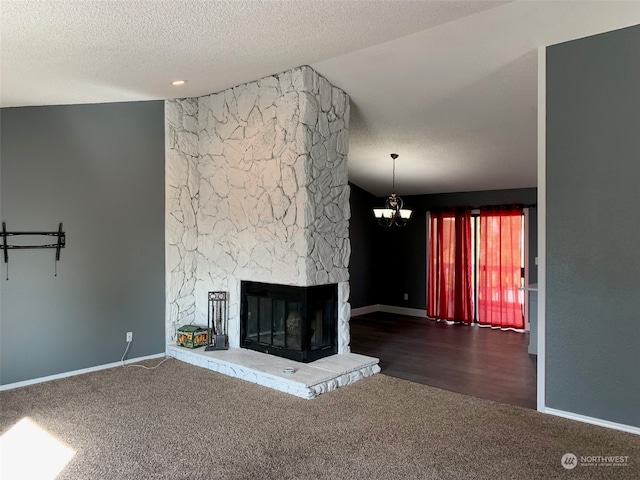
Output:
[240,281,338,363]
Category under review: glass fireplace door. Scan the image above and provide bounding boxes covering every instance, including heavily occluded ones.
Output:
[309,298,334,351]
[241,281,337,363]
[245,295,302,352]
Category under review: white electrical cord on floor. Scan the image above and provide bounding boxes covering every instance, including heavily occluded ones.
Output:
[120,341,170,369]
[126,357,170,370]
[120,341,132,364]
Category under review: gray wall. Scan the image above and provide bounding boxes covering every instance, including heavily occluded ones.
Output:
[348,183,380,308]
[0,101,165,385]
[349,187,537,310]
[546,25,640,427]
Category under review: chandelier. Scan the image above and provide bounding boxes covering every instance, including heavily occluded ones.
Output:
[373,153,413,227]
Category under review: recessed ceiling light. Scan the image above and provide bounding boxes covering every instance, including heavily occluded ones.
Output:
[172,80,187,86]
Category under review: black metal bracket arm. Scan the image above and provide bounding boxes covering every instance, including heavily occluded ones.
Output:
[1,222,66,278]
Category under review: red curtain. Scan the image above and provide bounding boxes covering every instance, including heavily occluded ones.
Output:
[477,206,524,329]
[427,208,473,324]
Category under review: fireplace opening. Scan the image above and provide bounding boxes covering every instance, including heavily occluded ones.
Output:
[240,281,338,363]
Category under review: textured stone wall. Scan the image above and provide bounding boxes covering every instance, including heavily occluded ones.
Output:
[166,66,351,352]
[166,97,200,343]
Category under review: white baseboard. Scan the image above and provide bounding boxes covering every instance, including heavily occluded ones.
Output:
[350,304,428,319]
[350,305,382,316]
[0,353,166,392]
[379,305,428,318]
[544,407,640,436]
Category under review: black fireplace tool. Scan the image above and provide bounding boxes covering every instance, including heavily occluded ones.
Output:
[206,291,228,351]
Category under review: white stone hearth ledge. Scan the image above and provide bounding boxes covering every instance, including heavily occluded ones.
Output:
[166,345,380,399]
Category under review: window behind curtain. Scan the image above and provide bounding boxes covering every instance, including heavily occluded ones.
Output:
[477,206,524,330]
[428,206,525,330]
[427,208,473,323]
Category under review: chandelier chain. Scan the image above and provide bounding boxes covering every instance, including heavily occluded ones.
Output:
[392,156,396,194]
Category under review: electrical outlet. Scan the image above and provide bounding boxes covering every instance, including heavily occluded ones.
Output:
[403,293,409,301]
[126,332,133,342]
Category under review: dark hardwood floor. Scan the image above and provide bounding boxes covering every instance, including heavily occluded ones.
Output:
[349,311,537,409]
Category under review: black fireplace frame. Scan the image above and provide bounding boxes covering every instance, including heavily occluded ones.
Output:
[240,281,338,363]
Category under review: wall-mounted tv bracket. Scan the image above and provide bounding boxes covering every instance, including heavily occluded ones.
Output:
[1,222,66,280]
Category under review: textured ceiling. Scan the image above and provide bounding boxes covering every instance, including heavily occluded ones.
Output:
[1,0,639,195]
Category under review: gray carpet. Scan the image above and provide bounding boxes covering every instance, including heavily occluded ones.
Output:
[1,358,639,479]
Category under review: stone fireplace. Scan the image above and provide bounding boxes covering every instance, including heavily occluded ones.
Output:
[165,66,379,397]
